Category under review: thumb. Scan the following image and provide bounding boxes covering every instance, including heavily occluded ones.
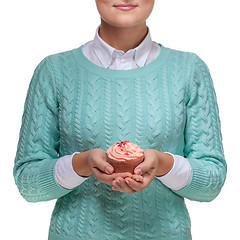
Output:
[97,159,114,175]
[105,163,114,175]
[134,159,152,175]
[90,150,114,175]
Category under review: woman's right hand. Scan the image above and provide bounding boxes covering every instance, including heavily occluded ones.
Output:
[73,148,132,185]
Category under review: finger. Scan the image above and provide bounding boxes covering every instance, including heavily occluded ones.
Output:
[111,172,133,186]
[134,159,154,175]
[112,177,136,194]
[131,174,144,183]
[91,158,114,175]
[92,170,133,185]
[92,167,114,184]
[112,177,125,188]
[113,172,133,179]
[126,169,156,192]
[125,177,145,192]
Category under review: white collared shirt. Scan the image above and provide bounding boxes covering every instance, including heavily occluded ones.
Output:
[82,26,161,70]
[54,27,192,191]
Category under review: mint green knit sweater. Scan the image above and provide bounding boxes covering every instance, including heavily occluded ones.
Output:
[14,45,227,240]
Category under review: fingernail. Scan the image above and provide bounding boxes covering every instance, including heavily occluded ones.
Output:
[106,166,112,174]
[135,168,142,175]
[126,179,130,185]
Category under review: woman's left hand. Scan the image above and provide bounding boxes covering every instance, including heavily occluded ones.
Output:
[111,149,174,194]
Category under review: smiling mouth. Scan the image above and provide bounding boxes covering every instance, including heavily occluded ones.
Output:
[113,4,138,11]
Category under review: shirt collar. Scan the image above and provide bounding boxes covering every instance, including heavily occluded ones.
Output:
[92,26,153,68]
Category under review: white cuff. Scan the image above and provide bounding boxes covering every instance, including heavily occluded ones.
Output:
[156,153,192,191]
[54,152,88,190]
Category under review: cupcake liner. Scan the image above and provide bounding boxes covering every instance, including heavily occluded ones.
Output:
[107,155,144,173]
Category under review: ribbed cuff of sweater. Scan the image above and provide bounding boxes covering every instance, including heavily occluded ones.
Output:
[173,158,221,202]
[38,158,72,200]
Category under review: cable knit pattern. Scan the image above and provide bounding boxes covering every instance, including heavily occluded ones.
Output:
[14,45,227,240]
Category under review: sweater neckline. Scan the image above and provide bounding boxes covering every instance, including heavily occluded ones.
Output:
[74,44,169,78]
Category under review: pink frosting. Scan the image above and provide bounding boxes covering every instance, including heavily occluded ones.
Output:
[107,141,144,161]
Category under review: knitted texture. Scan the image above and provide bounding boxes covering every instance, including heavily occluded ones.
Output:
[14,45,227,240]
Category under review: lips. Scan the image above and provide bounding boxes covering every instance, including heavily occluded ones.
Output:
[114,4,138,11]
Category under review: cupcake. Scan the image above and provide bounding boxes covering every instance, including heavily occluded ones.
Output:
[106,141,144,173]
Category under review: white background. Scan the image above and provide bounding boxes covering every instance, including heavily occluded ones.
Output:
[1,0,239,239]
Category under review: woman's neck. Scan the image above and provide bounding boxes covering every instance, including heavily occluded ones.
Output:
[98,20,148,53]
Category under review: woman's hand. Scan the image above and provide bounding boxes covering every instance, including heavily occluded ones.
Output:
[111,149,174,194]
[73,148,132,185]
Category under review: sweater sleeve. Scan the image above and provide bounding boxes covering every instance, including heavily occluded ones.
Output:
[13,57,72,202]
[173,54,227,202]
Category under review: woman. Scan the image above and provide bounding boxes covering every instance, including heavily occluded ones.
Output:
[14,1,227,239]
